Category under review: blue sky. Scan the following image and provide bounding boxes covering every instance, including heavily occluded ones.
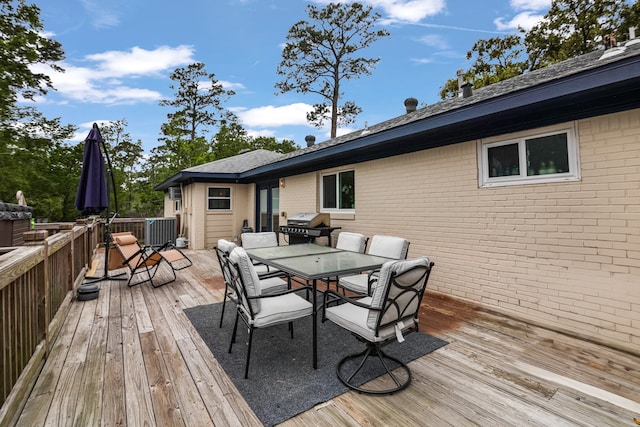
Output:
[31,0,551,153]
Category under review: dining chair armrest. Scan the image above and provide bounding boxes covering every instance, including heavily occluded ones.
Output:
[322,289,378,321]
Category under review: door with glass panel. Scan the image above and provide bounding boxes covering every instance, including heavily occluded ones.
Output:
[256,182,279,232]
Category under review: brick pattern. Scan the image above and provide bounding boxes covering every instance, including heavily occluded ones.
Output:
[327,110,640,353]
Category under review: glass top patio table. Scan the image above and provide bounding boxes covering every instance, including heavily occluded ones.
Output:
[260,251,394,280]
[244,243,394,370]
[245,243,342,263]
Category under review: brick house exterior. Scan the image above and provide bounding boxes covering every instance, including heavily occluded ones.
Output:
[157,42,640,354]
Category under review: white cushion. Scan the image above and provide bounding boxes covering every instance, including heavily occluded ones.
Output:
[241,232,278,249]
[325,296,409,342]
[336,232,367,253]
[252,293,312,328]
[367,257,431,330]
[259,277,289,295]
[217,238,237,254]
[338,273,370,294]
[229,247,262,313]
[368,235,409,259]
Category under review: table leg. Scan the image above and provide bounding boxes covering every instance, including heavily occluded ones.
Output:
[312,278,317,369]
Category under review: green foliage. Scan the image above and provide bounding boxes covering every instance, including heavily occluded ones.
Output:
[157,62,235,172]
[0,110,77,220]
[525,0,629,69]
[439,0,638,100]
[212,120,299,160]
[276,2,390,138]
[0,0,64,122]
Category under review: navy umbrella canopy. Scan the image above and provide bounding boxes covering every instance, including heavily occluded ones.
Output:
[75,123,108,215]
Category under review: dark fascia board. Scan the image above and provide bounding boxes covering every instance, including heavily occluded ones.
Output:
[155,171,247,191]
[244,53,640,180]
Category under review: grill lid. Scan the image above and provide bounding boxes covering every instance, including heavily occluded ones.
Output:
[286,212,329,227]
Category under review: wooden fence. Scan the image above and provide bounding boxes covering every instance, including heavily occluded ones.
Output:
[0,218,145,426]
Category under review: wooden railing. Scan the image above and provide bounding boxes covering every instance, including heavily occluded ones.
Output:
[0,217,145,426]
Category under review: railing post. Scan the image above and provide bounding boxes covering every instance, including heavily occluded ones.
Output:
[23,230,51,356]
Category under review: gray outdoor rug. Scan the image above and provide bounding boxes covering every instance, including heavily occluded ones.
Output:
[184,301,448,426]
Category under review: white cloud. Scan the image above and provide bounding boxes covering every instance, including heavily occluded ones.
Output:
[310,0,445,24]
[509,0,551,12]
[494,11,545,31]
[234,103,313,127]
[81,0,121,29]
[31,45,195,105]
[416,34,448,48]
[86,45,195,78]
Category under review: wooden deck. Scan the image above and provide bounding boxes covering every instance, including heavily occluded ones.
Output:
[11,249,640,426]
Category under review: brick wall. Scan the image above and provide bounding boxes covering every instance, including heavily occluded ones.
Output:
[303,110,640,353]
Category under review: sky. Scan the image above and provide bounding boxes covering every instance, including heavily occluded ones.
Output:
[30,0,552,154]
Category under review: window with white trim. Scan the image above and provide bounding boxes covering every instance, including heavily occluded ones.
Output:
[207,187,231,210]
[321,170,355,212]
[479,124,580,187]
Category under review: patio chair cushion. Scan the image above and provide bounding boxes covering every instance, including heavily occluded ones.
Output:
[229,247,262,313]
[217,238,237,254]
[336,232,367,253]
[251,293,313,328]
[325,296,397,343]
[259,276,289,295]
[368,235,410,259]
[367,257,431,330]
[241,232,278,249]
[114,234,138,246]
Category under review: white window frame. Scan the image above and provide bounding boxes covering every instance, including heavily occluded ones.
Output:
[478,122,581,188]
[320,169,355,213]
[206,186,232,211]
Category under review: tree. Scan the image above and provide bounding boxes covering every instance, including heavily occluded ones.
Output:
[157,62,234,171]
[0,0,64,123]
[525,0,629,70]
[212,120,299,160]
[0,109,77,220]
[275,2,390,138]
[100,119,145,216]
[439,0,637,99]
[440,35,527,99]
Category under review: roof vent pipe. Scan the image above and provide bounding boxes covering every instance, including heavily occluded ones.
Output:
[305,135,316,147]
[462,82,473,98]
[456,69,465,98]
[404,97,418,113]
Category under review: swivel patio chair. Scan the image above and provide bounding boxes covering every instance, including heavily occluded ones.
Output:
[227,247,313,378]
[215,239,289,328]
[112,233,192,288]
[338,235,410,295]
[323,257,434,394]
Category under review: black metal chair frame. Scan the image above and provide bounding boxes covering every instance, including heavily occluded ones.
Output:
[228,258,311,379]
[215,244,237,328]
[323,260,434,395]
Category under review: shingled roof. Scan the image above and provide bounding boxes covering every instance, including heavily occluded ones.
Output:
[156,41,640,190]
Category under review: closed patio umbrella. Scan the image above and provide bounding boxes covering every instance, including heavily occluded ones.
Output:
[75,123,108,215]
[75,123,125,286]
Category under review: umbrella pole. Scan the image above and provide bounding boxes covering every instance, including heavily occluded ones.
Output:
[83,136,127,284]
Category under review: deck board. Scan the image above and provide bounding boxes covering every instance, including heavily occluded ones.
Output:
[12,249,640,427]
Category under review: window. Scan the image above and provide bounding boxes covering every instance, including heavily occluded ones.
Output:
[479,124,580,187]
[322,170,355,211]
[207,187,231,210]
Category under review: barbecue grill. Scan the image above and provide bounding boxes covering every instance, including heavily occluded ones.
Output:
[278,212,340,245]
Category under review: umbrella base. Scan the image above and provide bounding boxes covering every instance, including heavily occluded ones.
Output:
[83,270,128,284]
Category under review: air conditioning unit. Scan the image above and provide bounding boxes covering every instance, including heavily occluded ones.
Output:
[145,217,177,247]
[168,186,182,200]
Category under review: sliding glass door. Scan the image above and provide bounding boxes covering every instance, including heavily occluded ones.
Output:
[256,182,279,232]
